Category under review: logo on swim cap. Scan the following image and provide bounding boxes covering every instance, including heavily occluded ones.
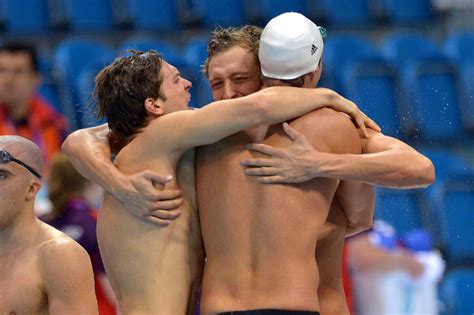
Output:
[311,44,317,55]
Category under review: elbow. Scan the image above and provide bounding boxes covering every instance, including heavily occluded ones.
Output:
[61,130,81,157]
[414,157,436,188]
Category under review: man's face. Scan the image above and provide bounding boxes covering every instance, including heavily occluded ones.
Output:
[0,52,40,108]
[159,61,193,113]
[208,45,262,101]
[0,149,34,229]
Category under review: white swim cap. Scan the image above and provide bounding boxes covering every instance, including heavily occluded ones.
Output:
[259,12,324,80]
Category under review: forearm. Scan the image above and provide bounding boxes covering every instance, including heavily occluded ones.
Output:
[259,87,338,125]
[62,124,123,194]
[314,149,435,188]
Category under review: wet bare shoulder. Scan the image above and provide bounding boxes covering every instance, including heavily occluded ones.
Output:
[289,108,362,154]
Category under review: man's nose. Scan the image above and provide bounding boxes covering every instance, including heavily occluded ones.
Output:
[222,81,237,100]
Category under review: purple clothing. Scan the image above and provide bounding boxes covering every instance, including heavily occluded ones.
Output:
[41,199,104,273]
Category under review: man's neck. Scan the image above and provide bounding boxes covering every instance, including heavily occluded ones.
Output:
[3,100,29,122]
[0,207,39,253]
[245,124,270,142]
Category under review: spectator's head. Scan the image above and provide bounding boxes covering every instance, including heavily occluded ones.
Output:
[0,42,41,112]
[259,12,325,88]
[0,135,43,228]
[94,50,192,153]
[48,153,89,216]
[204,25,263,100]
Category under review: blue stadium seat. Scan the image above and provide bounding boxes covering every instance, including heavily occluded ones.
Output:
[2,0,49,33]
[444,32,474,131]
[122,0,179,32]
[426,176,474,263]
[321,0,372,26]
[420,148,474,179]
[444,31,474,66]
[381,0,433,24]
[323,34,378,90]
[53,39,115,128]
[382,34,465,141]
[193,0,246,28]
[63,0,113,32]
[374,188,425,237]
[440,269,474,315]
[381,33,439,64]
[182,37,212,107]
[252,0,307,22]
[118,38,185,68]
[76,65,107,128]
[341,55,403,137]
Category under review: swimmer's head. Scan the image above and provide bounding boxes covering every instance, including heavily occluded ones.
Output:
[259,12,325,88]
[94,50,190,152]
[204,26,263,100]
[0,135,43,227]
[203,25,262,79]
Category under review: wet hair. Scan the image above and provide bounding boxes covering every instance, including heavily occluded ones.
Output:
[94,50,166,153]
[203,25,263,78]
[47,153,88,215]
[261,59,323,88]
[0,42,39,72]
[261,73,306,88]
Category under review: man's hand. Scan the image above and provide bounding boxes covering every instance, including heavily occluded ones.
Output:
[241,123,326,183]
[113,171,184,226]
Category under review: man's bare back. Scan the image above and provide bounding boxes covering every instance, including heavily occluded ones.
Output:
[99,144,202,314]
[197,108,362,314]
[0,221,97,314]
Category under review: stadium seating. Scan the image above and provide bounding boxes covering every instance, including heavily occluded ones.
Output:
[2,0,49,33]
[53,39,115,128]
[122,0,180,32]
[440,269,474,314]
[374,188,425,237]
[62,0,114,32]
[251,0,307,22]
[425,175,474,264]
[321,0,372,26]
[382,34,466,141]
[192,0,246,28]
[182,37,212,107]
[381,0,434,24]
[118,38,185,68]
[341,54,403,137]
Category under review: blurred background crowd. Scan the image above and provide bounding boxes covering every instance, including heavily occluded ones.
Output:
[0,0,473,314]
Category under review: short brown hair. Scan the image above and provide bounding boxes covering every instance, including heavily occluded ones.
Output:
[261,73,306,88]
[94,50,165,153]
[203,25,262,78]
[48,153,88,215]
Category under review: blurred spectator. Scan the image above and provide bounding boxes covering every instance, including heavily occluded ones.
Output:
[0,42,67,169]
[41,153,117,315]
[346,220,445,315]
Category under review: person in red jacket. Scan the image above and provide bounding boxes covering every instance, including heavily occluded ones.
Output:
[0,42,67,169]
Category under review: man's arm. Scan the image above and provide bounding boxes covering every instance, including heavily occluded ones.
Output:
[62,124,183,225]
[242,127,435,188]
[155,87,370,153]
[335,180,375,236]
[41,239,98,314]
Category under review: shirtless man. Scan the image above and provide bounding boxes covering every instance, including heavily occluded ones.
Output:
[236,13,435,314]
[0,135,97,314]
[64,50,369,314]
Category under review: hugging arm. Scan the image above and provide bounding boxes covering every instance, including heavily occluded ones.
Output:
[62,124,183,225]
[243,126,435,188]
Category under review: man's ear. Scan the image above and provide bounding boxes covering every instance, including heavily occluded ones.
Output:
[144,97,164,116]
[25,180,41,202]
